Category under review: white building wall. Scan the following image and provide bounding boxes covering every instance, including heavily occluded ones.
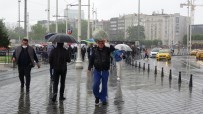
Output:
[143,13,187,46]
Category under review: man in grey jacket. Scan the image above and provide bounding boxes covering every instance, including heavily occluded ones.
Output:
[12,39,40,93]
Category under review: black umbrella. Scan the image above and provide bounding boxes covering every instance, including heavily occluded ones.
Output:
[45,33,56,40]
[47,33,77,43]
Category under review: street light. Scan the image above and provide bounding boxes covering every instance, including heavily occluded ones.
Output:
[137,0,141,41]
[56,0,58,33]
[180,0,191,77]
[18,0,21,42]
[75,0,83,69]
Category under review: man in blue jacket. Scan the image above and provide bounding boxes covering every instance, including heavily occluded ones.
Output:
[113,49,125,80]
[88,39,115,106]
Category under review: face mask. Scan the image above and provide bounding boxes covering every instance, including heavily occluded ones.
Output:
[105,42,110,47]
[22,45,27,48]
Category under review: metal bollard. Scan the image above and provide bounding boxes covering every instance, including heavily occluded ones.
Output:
[143,63,145,70]
[189,74,193,87]
[148,64,150,72]
[169,69,172,80]
[154,66,157,74]
[139,62,141,69]
[178,72,181,84]
[161,67,164,77]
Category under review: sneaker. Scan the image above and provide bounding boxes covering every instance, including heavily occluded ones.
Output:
[117,77,120,81]
[95,97,100,106]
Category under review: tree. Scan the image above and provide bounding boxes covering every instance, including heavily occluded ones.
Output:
[81,20,88,40]
[126,25,145,41]
[0,20,10,48]
[182,34,203,45]
[29,23,47,41]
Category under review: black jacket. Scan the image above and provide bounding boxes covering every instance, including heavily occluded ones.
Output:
[88,45,115,71]
[49,46,71,70]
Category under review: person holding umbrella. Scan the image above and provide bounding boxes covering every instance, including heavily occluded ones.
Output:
[48,33,75,102]
[113,46,126,81]
[88,38,115,105]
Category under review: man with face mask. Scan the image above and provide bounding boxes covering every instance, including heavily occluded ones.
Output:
[12,39,40,93]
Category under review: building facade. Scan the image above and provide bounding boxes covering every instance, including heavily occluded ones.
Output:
[105,13,189,46]
[64,7,85,20]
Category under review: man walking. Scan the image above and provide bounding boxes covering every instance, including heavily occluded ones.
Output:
[49,43,71,102]
[47,42,56,81]
[113,48,125,81]
[88,39,115,105]
[81,45,86,61]
[12,39,40,93]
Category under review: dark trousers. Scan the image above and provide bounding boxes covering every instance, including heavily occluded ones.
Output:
[53,69,67,97]
[49,64,54,80]
[82,54,85,61]
[18,66,32,90]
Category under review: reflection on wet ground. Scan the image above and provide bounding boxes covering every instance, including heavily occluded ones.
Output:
[1,61,203,113]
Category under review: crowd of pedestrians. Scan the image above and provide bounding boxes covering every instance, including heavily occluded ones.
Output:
[12,38,145,106]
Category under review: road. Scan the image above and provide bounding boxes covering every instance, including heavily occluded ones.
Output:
[137,55,203,88]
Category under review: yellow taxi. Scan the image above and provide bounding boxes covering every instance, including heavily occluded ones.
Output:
[156,49,171,61]
[196,50,203,60]
[190,49,200,56]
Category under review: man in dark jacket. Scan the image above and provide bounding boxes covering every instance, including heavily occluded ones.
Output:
[88,40,115,105]
[81,45,86,61]
[49,43,71,102]
[87,43,94,60]
[12,38,40,93]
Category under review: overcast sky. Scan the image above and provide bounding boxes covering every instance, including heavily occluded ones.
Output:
[1,0,203,26]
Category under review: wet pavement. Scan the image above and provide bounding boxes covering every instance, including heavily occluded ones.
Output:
[1,61,203,114]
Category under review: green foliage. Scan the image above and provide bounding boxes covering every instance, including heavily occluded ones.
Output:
[81,20,88,40]
[0,20,10,48]
[182,34,203,45]
[140,39,162,47]
[183,35,187,45]
[29,23,47,41]
[126,25,145,41]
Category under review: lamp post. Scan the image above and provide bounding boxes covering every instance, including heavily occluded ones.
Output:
[65,6,68,34]
[92,3,95,33]
[180,0,191,77]
[27,12,29,40]
[75,0,83,69]
[87,0,90,39]
[24,0,27,38]
[47,0,50,33]
[18,0,21,42]
[56,0,58,33]
[137,0,140,40]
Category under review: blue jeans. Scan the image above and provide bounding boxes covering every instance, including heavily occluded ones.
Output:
[93,69,109,102]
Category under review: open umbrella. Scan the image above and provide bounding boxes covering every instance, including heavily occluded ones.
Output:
[48,33,77,43]
[115,44,132,51]
[45,33,56,40]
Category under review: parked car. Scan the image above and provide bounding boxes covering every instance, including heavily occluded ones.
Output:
[196,50,203,60]
[156,49,171,61]
[149,48,161,58]
[190,49,200,56]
